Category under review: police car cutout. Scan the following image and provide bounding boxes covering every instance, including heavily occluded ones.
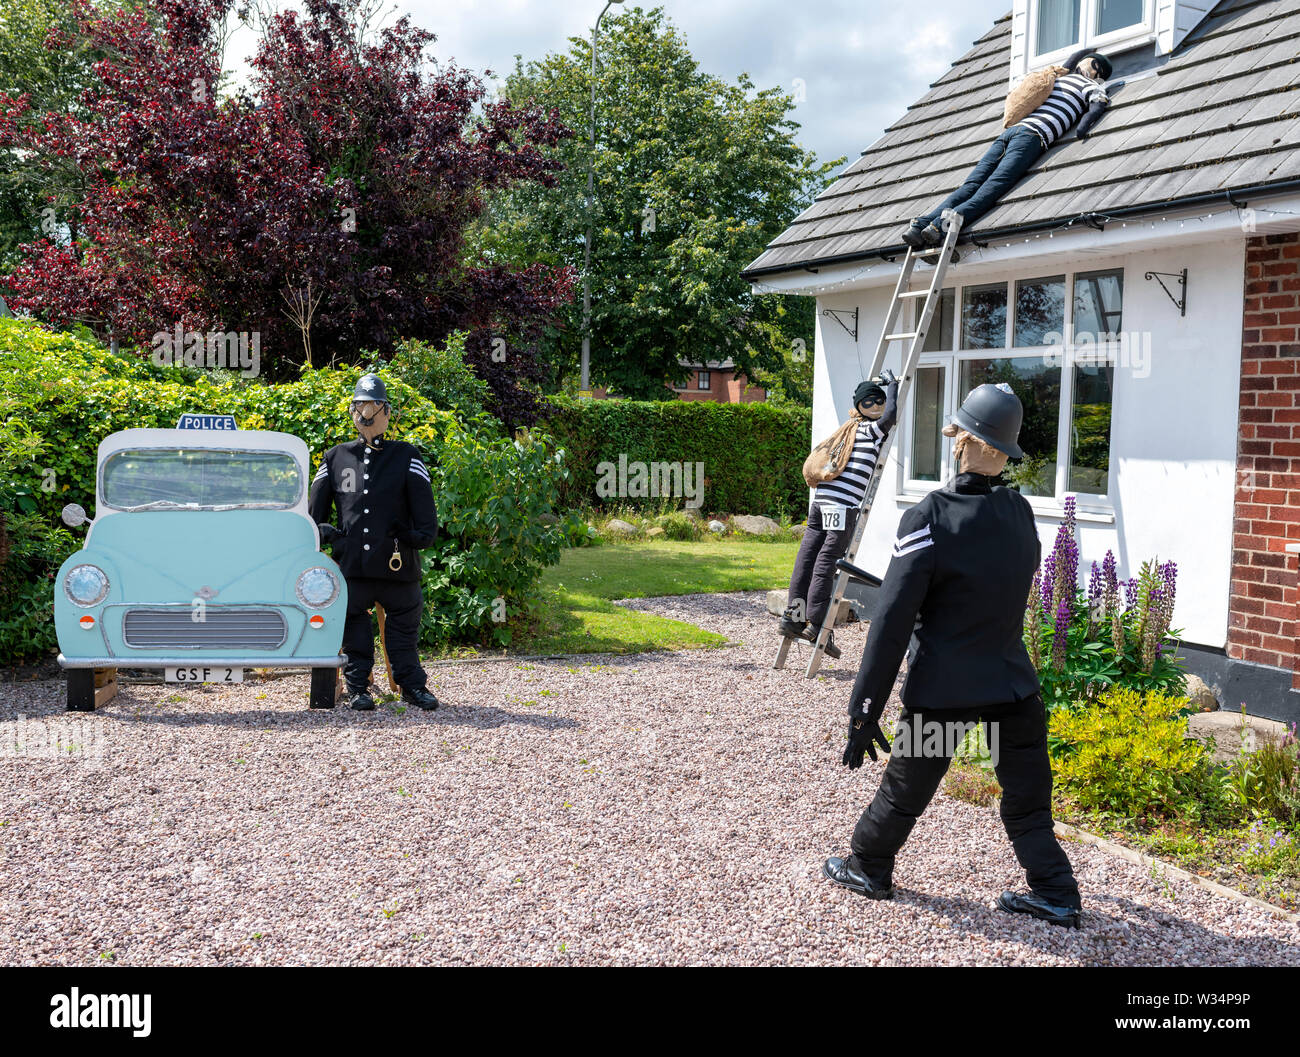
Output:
[54,414,347,710]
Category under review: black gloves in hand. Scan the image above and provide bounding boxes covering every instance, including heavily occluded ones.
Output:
[318,524,342,544]
[842,715,891,770]
[878,369,900,433]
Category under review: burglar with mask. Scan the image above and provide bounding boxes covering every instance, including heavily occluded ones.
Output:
[309,374,441,711]
[781,371,899,659]
[822,382,1082,927]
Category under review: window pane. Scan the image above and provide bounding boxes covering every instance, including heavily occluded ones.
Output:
[1073,269,1123,341]
[960,283,1008,350]
[960,358,1061,498]
[1096,0,1144,35]
[1014,274,1065,348]
[910,365,946,482]
[1069,359,1113,494]
[922,288,955,353]
[1036,0,1080,53]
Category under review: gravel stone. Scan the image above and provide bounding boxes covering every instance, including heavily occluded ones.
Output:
[1,590,1296,966]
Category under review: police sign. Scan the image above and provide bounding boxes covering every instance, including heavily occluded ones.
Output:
[176,413,238,431]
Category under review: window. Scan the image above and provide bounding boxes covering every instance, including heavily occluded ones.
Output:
[697,370,711,390]
[1031,0,1150,61]
[961,282,1008,349]
[909,365,947,483]
[907,266,1122,504]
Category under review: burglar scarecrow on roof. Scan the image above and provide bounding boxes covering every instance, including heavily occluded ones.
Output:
[900,49,1113,249]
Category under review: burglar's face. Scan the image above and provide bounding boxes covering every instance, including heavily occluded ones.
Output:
[1078,57,1101,80]
[351,400,390,442]
[856,394,885,420]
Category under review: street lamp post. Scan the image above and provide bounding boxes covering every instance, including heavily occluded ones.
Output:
[580,0,623,401]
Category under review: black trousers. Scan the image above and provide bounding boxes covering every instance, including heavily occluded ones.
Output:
[849,693,1080,908]
[787,501,859,627]
[342,577,427,694]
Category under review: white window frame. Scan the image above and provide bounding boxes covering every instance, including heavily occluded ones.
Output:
[899,266,1121,520]
[1028,0,1155,67]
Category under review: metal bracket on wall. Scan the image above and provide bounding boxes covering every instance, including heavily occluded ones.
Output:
[1144,268,1187,316]
[822,306,859,341]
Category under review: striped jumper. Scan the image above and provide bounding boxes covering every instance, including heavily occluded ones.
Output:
[1015,71,1108,149]
[813,419,887,510]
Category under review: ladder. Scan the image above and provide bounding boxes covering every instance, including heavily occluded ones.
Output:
[773,209,963,677]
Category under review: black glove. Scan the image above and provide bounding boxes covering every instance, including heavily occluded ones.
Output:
[877,369,900,433]
[318,524,342,544]
[842,714,891,770]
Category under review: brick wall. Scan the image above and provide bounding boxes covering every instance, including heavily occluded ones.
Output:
[1234,232,1300,688]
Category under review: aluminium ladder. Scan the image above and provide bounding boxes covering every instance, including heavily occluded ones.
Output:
[772,209,963,677]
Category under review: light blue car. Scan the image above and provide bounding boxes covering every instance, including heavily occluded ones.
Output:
[55,416,347,711]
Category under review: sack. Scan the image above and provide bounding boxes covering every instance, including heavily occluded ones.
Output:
[1003,65,1069,128]
[802,412,863,487]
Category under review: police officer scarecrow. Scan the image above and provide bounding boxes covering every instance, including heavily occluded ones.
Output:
[781,371,899,659]
[308,374,441,712]
[822,383,1082,927]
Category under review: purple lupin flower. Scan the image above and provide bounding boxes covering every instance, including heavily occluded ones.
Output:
[1041,551,1057,620]
[1052,596,1071,669]
[1124,577,1138,608]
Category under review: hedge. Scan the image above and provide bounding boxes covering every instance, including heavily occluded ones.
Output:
[538,396,812,518]
[0,318,577,663]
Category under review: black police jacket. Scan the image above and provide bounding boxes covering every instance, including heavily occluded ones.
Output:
[850,471,1042,722]
[307,436,438,583]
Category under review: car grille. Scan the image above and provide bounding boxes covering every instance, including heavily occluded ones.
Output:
[122,608,288,650]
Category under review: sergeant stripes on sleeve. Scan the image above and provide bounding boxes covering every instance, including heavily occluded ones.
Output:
[409,457,430,483]
[892,523,933,557]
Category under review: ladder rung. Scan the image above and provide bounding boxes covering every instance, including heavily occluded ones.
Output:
[885,331,918,341]
[898,290,928,298]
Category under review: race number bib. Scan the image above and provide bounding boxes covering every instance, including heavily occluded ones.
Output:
[820,503,847,532]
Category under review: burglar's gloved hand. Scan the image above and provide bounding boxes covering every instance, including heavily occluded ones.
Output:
[877,370,901,433]
[842,697,890,769]
[318,524,342,544]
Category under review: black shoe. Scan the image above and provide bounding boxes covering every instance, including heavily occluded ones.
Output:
[780,613,807,639]
[996,890,1081,928]
[349,690,375,711]
[919,223,944,246]
[900,224,927,249]
[401,686,440,711]
[822,631,841,660]
[822,856,894,900]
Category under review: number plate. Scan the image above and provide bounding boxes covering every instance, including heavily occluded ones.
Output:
[164,666,243,684]
[820,503,847,531]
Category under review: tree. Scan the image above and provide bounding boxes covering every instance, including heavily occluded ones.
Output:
[0,0,575,427]
[473,5,839,401]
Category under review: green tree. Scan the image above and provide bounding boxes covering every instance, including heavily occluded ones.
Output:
[473,5,839,401]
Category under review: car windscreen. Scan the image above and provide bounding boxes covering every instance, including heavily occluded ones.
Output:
[101,449,303,511]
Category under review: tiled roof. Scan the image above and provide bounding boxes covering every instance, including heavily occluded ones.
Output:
[743,0,1300,279]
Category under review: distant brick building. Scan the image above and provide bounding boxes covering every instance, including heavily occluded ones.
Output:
[590,359,767,403]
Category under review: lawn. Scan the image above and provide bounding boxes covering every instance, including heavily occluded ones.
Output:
[435,538,799,658]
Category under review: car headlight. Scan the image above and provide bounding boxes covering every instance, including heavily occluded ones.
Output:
[64,564,109,607]
[296,567,339,607]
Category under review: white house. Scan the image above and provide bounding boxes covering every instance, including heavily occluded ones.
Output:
[744,0,1300,722]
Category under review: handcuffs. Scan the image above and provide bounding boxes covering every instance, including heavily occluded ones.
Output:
[389,538,403,572]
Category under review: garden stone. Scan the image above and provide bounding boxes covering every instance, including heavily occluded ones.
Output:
[790,524,807,539]
[683,507,702,520]
[646,526,666,538]
[732,514,781,536]
[765,588,855,625]
[1184,673,1218,712]
[606,518,637,535]
[707,520,726,534]
[1187,710,1289,763]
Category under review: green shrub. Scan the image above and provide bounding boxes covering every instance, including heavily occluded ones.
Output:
[538,395,811,517]
[1220,721,1300,825]
[656,510,701,541]
[1048,686,1211,822]
[376,332,493,425]
[0,318,571,660]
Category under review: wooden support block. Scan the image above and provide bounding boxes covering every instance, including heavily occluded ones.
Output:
[92,667,118,708]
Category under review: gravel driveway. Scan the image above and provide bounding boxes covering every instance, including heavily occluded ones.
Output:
[1,591,1296,966]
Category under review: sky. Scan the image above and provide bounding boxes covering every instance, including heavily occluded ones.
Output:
[223,0,1010,176]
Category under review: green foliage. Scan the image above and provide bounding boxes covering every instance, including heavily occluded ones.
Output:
[474,5,840,398]
[0,318,571,661]
[539,395,811,517]
[1048,686,1213,822]
[377,332,494,425]
[1220,720,1300,825]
